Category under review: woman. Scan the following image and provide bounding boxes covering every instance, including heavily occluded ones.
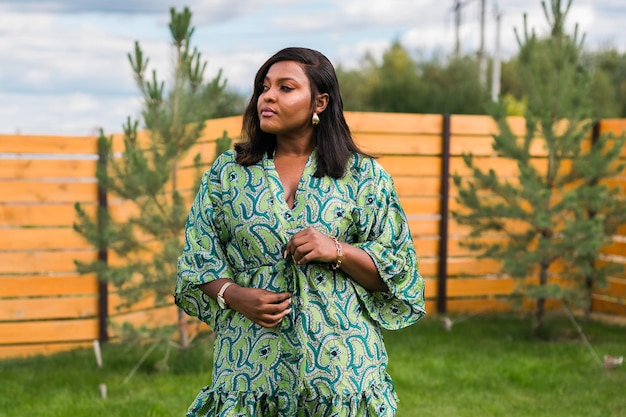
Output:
[176,47,425,416]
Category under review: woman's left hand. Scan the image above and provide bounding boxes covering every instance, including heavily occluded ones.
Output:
[286,227,387,291]
[285,227,337,265]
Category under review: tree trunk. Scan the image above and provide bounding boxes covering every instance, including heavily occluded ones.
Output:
[583,274,593,322]
[533,263,550,333]
[534,297,546,334]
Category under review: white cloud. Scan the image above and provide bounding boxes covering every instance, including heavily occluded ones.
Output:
[0,92,141,135]
[0,0,625,136]
[339,0,443,26]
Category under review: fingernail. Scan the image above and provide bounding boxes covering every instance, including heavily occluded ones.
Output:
[285,308,292,314]
[283,250,288,259]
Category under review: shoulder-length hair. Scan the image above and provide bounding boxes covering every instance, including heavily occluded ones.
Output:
[234,47,372,178]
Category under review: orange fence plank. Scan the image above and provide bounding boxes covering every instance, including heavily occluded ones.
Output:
[346,112,443,135]
[413,238,438,257]
[109,116,243,154]
[354,133,442,156]
[0,318,98,344]
[109,305,178,330]
[447,297,512,313]
[0,135,97,154]
[594,278,626,299]
[0,274,98,297]
[424,299,437,313]
[0,296,98,321]
[446,236,509,257]
[108,130,155,154]
[450,155,523,177]
[592,297,626,316]
[602,240,626,257]
[399,196,440,216]
[0,341,92,360]
[202,115,244,140]
[416,258,438,277]
[394,176,440,197]
[446,220,475,237]
[598,260,626,279]
[447,277,516,297]
[0,181,97,203]
[178,141,218,168]
[451,155,577,178]
[408,218,440,237]
[450,136,549,157]
[0,203,94,227]
[0,250,96,274]
[0,227,91,250]
[378,155,441,176]
[108,293,174,315]
[108,199,141,222]
[0,159,96,180]
[451,115,526,136]
[599,119,626,136]
[174,166,207,193]
[449,135,497,156]
[446,257,503,276]
[109,200,193,225]
[423,278,437,298]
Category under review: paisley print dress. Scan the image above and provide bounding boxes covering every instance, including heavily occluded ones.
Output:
[175,149,425,416]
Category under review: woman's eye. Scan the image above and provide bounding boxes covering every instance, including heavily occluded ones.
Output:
[280,85,294,92]
[261,84,269,92]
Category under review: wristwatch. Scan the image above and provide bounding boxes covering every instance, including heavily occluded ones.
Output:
[217,282,234,309]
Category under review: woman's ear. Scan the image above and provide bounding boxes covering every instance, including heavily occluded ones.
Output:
[315,93,329,114]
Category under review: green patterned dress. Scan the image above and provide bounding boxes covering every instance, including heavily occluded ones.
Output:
[176,149,425,416]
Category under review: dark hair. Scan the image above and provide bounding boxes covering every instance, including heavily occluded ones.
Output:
[234,47,371,178]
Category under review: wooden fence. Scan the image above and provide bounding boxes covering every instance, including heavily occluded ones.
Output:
[1,112,625,359]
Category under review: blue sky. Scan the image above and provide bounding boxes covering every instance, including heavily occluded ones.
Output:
[1,0,625,136]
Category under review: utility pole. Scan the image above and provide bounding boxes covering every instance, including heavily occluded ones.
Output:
[478,0,487,87]
[453,0,476,58]
[453,0,465,57]
[491,4,503,101]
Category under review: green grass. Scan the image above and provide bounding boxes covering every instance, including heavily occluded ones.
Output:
[1,313,624,416]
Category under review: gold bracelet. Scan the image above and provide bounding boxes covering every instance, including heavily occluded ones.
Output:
[329,237,343,270]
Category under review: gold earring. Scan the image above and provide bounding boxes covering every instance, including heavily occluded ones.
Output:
[312,113,320,126]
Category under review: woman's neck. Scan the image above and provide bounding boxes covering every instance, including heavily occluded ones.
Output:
[274,138,314,158]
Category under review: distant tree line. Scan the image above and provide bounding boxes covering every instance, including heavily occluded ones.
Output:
[335,40,626,118]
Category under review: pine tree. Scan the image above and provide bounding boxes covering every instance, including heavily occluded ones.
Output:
[74,7,234,349]
[452,0,626,332]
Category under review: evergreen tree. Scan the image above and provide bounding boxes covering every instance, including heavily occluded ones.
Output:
[74,7,234,349]
[452,0,626,332]
[584,48,626,118]
[336,42,491,115]
[420,55,490,114]
[367,41,425,113]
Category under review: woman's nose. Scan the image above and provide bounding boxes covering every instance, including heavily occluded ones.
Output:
[262,87,276,102]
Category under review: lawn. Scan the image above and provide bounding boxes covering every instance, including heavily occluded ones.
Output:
[0,313,624,416]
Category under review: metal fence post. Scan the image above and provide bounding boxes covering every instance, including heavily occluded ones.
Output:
[97,135,109,343]
[437,114,451,314]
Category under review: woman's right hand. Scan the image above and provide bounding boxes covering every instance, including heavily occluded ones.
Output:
[224,285,292,328]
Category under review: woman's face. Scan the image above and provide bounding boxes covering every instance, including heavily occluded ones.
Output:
[257,60,314,138]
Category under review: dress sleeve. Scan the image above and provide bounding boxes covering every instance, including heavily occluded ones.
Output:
[175,155,234,329]
[350,158,426,330]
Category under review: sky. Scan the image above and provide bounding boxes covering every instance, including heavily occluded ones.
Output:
[1,0,625,136]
